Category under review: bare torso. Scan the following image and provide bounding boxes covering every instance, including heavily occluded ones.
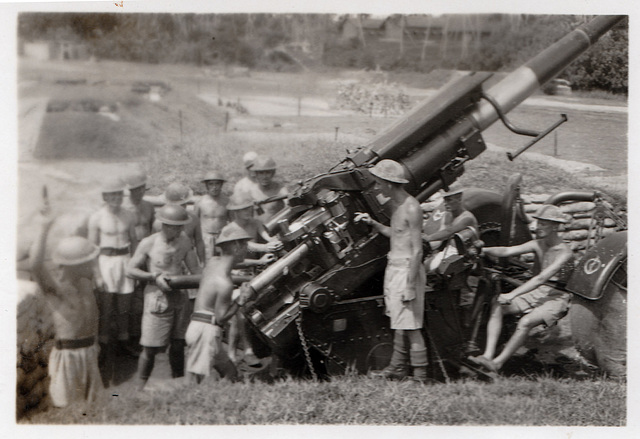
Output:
[193,257,233,314]
[89,206,134,249]
[48,276,99,340]
[196,194,229,234]
[247,182,288,223]
[142,232,194,276]
[388,196,422,260]
[123,198,155,241]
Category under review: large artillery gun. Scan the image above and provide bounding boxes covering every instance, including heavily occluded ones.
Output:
[168,16,627,378]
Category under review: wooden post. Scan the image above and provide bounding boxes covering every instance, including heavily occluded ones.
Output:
[224,112,229,132]
[179,110,183,143]
[298,96,302,117]
[335,127,339,142]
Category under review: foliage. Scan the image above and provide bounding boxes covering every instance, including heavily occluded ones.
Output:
[336,80,412,116]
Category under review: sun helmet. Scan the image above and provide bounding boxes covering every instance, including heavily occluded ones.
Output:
[162,182,194,205]
[52,236,100,266]
[532,204,569,224]
[252,156,277,172]
[156,204,191,226]
[216,222,252,245]
[369,159,409,184]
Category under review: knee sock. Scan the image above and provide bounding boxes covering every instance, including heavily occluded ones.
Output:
[169,339,186,378]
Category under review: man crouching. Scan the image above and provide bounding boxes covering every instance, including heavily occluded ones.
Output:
[185,222,252,384]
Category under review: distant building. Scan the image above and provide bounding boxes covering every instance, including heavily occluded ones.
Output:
[22,39,90,61]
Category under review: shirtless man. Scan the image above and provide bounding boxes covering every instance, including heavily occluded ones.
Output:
[152,182,205,264]
[243,155,289,223]
[225,194,281,364]
[122,169,156,352]
[127,205,202,390]
[185,222,254,384]
[469,204,573,374]
[354,159,428,383]
[30,203,104,407]
[88,177,138,369]
[231,151,258,200]
[422,188,478,273]
[194,171,229,260]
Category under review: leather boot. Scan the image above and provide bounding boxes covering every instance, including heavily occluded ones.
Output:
[372,331,409,380]
[410,347,429,384]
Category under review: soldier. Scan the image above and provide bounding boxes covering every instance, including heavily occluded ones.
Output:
[185,222,253,384]
[194,171,229,260]
[231,151,258,200]
[152,182,206,264]
[30,204,105,407]
[122,169,156,352]
[126,205,202,390]
[225,194,281,365]
[243,155,289,223]
[423,187,479,273]
[469,204,574,374]
[354,159,428,383]
[88,176,138,371]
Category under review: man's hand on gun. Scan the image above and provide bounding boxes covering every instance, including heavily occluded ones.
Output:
[354,212,372,225]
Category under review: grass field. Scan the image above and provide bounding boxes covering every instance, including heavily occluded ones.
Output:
[17,58,628,426]
[23,374,625,425]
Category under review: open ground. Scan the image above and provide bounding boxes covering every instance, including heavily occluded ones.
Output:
[16,58,627,425]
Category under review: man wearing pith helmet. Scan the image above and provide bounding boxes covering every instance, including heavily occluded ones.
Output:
[127,204,202,390]
[354,159,429,383]
[88,175,139,380]
[244,155,289,223]
[469,204,574,374]
[152,182,206,263]
[122,168,156,354]
[31,202,105,407]
[194,171,229,260]
[185,222,253,384]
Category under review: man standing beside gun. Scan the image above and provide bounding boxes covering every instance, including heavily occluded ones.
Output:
[354,159,428,383]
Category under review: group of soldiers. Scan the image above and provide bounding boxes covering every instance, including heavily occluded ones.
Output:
[30,152,288,407]
[28,154,574,408]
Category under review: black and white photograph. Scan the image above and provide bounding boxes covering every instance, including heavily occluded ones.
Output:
[6,0,634,434]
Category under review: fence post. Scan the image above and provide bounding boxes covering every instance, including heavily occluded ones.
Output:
[298,96,302,117]
[224,112,229,132]
[179,110,183,144]
[335,127,339,142]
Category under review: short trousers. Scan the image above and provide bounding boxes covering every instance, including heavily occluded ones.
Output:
[384,258,425,330]
[140,285,191,347]
[48,342,104,407]
[185,313,223,376]
[504,286,571,327]
[98,253,135,294]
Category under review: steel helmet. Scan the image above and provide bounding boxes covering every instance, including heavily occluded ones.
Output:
[100,176,126,194]
[252,156,277,172]
[532,204,569,224]
[52,236,100,266]
[369,159,409,184]
[243,151,258,169]
[201,170,226,182]
[443,183,464,199]
[125,170,147,190]
[216,222,252,245]
[227,194,255,211]
[162,182,194,205]
[156,204,192,226]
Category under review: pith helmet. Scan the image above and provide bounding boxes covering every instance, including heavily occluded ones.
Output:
[201,171,226,182]
[216,222,252,245]
[532,204,569,224]
[162,182,194,205]
[243,151,258,169]
[369,159,409,184]
[227,194,254,211]
[443,183,464,199]
[125,170,147,190]
[52,236,100,266]
[101,176,126,194]
[156,204,191,226]
[252,156,277,172]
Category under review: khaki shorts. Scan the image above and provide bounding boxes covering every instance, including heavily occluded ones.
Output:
[185,316,223,376]
[98,254,135,294]
[504,286,571,327]
[140,285,191,347]
[384,258,425,330]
